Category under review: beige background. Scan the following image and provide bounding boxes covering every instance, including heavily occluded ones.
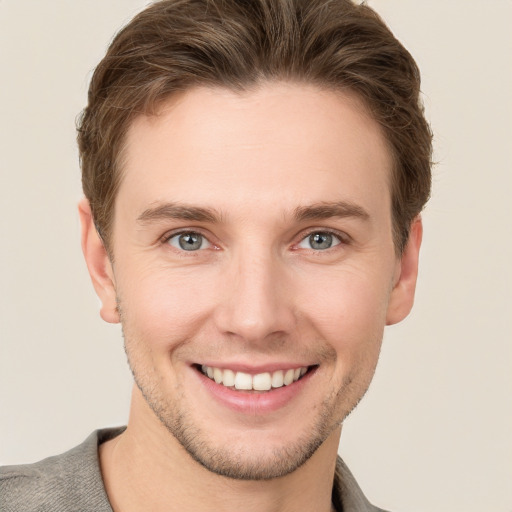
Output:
[0,1,511,511]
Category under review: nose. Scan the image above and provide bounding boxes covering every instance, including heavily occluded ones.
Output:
[213,249,296,343]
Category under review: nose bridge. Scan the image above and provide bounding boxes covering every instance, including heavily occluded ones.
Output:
[215,243,295,342]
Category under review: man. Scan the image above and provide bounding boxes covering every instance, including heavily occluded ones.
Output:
[1,0,432,510]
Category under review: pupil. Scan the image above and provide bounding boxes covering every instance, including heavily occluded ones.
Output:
[310,232,332,250]
[179,233,201,251]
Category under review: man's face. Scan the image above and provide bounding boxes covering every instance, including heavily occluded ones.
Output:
[87,83,419,479]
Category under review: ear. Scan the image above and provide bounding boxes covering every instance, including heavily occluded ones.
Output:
[78,198,120,324]
[386,216,423,326]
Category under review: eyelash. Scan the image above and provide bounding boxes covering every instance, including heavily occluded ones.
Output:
[160,228,350,253]
[160,229,214,251]
[294,228,350,251]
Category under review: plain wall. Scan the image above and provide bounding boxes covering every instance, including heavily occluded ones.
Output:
[0,1,511,511]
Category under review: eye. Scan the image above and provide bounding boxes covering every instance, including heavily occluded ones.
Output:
[167,231,211,251]
[297,231,342,251]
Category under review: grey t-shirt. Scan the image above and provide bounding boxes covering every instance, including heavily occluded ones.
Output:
[1,428,387,512]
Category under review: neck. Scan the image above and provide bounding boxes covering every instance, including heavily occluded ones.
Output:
[100,387,341,512]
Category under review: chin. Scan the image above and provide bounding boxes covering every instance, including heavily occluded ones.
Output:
[132,371,365,481]
[165,417,335,481]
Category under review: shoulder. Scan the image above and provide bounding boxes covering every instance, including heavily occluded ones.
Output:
[0,428,124,512]
[333,456,391,512]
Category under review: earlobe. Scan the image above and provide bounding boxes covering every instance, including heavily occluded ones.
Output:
[78,198,120,324]
[386,216,423,326]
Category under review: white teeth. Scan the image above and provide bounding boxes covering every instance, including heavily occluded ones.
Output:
[253,372,272,391]
[271,370,284,388]
[234,372,253,390]
[213,367,223,384]
[283,369,295,386]
[201,365,309,391]
[223,369,235,387]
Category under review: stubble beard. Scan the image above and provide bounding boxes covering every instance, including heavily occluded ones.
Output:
[121,324,379,481]
[139,383,336,480]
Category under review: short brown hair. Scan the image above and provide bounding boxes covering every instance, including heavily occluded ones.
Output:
[77,0,432,253]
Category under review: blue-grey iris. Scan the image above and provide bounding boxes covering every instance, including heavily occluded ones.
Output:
[178,232,203,251]
[309,232,333,250]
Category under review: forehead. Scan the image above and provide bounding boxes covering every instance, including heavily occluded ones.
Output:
[118,82,392,222]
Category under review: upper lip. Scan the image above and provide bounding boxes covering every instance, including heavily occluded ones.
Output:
[193,362,316,374]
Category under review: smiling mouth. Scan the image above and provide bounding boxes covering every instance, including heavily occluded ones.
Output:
[197,364,314,392]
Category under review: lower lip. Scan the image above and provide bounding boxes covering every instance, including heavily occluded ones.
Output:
[193,367,315,415]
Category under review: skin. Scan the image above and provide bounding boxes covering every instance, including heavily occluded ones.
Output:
[79,82,422,512]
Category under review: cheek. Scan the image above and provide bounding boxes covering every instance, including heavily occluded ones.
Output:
[297,267,391,348]
[117,265,220,349]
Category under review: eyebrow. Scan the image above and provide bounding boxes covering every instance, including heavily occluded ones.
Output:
[293,201,370,222]
[137,203,222,224]
[136,200,370,225]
